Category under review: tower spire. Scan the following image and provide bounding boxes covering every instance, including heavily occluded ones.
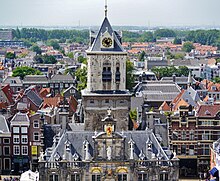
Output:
[105,0,108,17]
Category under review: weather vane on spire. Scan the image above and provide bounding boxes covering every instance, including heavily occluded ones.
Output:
[105,0,108,17]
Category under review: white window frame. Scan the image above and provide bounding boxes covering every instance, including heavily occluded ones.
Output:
[33,132,40,141]
[21,135,28,144]
[22,146,28,155]
[21,127,28,134]
[3,138,10,144]
[13,135,20,144]
[33,120,39,128]
[13,127,19,133]
[14,146,20,155]
[70,89,75,94]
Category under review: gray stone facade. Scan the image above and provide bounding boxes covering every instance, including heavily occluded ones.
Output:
[82,91,131,131]
[82,13,131,132]
[38,114,179,181]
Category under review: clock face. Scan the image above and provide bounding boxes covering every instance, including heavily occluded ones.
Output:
[102,37,113,48]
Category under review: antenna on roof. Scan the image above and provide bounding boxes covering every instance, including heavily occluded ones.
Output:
[105,0,108,17]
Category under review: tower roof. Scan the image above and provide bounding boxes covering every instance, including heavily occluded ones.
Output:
[89,17,125,52]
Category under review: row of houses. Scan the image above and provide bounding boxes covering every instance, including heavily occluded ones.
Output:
[3,74,77,96]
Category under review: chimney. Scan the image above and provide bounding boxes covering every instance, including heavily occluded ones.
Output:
[59,111,68,131]
[172,74,176,83]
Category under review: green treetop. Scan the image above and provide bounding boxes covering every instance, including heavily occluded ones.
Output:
[12,66,42,79]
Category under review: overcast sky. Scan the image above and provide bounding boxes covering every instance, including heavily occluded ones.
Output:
[0,0,219,27]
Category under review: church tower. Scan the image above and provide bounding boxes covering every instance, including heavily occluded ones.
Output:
[82,3,131,131]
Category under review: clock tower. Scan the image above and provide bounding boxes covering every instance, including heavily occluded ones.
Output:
[82,3,131,131]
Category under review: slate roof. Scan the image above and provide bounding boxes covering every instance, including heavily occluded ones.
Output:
[44,124,62,149]
[0,115,10,133]
[11,112,29,123]
[161,76,197,84]
[171,87,200,109]
[135,82,181,93]
[23,75,48,83]
[63,85,77,94]
[48,129,170,163]
[135,82,181,103]
[141,84,180,93]
[2,76,23,86]
[50,74,74,82]
[143,92,179,102]
[89,17,125,52]
[170,58,216,67]
[26,89,43,107]
[187,87,201,102]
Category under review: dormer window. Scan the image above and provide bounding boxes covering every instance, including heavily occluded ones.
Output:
[66,144,70,151]
[205,110,211,115]
[212,86,217,91]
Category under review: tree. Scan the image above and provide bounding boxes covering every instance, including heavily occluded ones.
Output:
[18,53,28,58]
[177,66,189,76]
[126,60,135,90]
[151,66,189,79]
[34,55,44,64]
[43,55,57,64]
[64,68,75,76]
[129,109,137,121]
[47,40,60,50]
[67,52,74,59]
[212,77,220,83]
[75,67,87,91]
[34,55,57,64]
[31,45,42,55]
[182,42,195,52]
[154,29,176,38]
[5,52,15,59]
[77,56,87,64]
[12,66,42,79]
[173,37,182,45]
[216,58,220,63]
[138,51,146,61]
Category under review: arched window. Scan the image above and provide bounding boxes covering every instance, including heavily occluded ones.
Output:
[116,62,120,83]
[102,61,112,82]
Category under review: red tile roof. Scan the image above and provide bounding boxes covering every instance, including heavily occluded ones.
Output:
[2,84,14,104]
[0,101,8,109]
[197,104,220,117]
[172,89,185,105]
[69,96,78,113]
[159,101,170,111]
[39,88,50,98]
[42,97,61,108]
